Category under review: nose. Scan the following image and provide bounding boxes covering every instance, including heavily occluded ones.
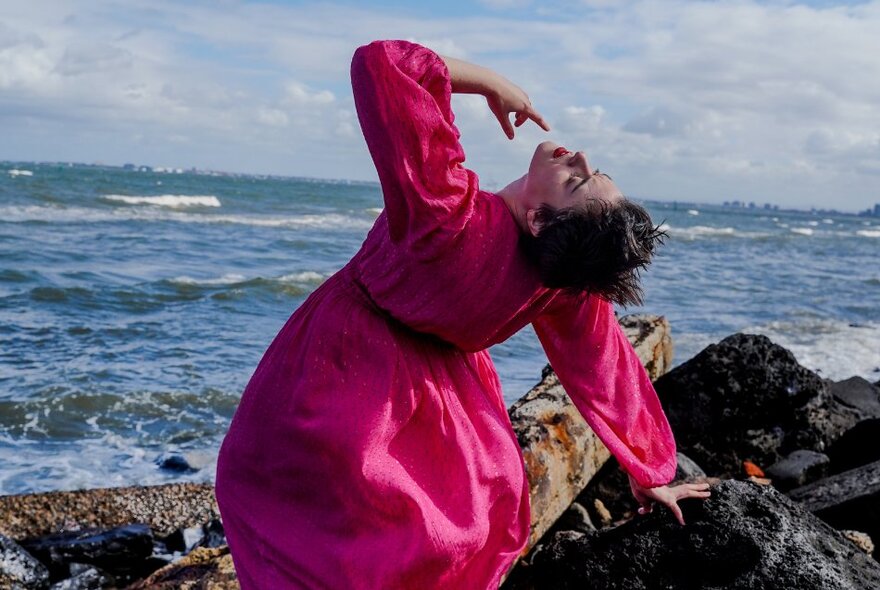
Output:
[570,151,593,177]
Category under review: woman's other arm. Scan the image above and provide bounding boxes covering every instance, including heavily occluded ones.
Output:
[439,55,550,140]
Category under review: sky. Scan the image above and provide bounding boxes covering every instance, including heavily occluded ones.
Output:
[1,0,879,211]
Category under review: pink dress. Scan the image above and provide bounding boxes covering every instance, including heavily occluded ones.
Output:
[215,40,677,589]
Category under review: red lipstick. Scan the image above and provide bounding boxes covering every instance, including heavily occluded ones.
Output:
[552,147,570,158]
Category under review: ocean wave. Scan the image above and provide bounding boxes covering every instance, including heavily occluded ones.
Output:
[8,169,34,177]
[0,205,372,231]
[856,229,880,238]
[278,271,325,283]
[742,318,880,382]
[103,194,222,208]
[168,273,248,286]
[664,225,767,240]
[0,388,234,494]
[168,270,326,288]
[790,227,814,236]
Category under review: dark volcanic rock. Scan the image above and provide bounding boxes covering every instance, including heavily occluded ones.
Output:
[155,452,198,474]
[829,376,880,419]
[48,565,114,589]
[576,453,709,527]
[788,459,880,561]
[1,532,50,589]
[19,523,153,582]
[510,480,880,590]
[765,449,830,491]
[672,452,707,483]
[653,334,860,477]
[827,418,880,474]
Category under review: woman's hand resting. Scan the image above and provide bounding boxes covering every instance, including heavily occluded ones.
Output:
[628,474,712,526]
[440,54,550,140]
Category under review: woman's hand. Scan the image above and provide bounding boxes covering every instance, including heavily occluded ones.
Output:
[483,76,550,140]
[628,474,712,526]
[440,54,550,140]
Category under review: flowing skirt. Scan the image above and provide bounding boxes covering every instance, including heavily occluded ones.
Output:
[215,264,530,589]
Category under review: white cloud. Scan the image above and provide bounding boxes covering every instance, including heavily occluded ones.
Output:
[0,0,878,210]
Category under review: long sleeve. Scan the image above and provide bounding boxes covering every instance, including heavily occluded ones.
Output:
[532,293,677,488]
[351,40,478,247]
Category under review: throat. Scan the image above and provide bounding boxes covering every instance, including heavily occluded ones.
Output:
[497,175,530,234]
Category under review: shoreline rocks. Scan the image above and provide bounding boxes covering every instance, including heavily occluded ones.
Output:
[506,480,880,589]
[3,321,880,588]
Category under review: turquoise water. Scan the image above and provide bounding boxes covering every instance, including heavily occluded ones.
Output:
[1,162,878,494]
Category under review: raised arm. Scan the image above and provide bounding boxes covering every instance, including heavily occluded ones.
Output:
[439,55,550,139]
[350,40,550,247]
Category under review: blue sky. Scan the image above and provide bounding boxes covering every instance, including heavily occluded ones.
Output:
[1,0,879,211]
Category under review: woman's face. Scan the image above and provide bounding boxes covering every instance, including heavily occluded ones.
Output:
[523,140,623,212]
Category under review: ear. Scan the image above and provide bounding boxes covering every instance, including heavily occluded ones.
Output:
[526,208,542,238]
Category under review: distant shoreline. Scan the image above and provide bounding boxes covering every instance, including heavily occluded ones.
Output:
[4,159,879,218]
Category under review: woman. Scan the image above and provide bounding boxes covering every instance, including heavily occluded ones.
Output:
[215,39,710,589]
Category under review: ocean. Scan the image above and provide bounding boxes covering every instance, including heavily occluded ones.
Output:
[1,162,878,495]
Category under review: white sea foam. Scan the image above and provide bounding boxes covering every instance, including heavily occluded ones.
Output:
[8,169,34,177]
[822,219,834,224]
[103,194,221,208]
[687,209,699,216]
[0,205,372,231]
[278,271,325,283]
[790,227,814,236]
[665,225,746,240]
[168,271,325,287]
[856,229,880,238]
[807,221,819,226]
[169,273,247,286]
[742,318,880,381]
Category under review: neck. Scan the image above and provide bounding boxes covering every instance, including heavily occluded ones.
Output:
[497,174,530,234]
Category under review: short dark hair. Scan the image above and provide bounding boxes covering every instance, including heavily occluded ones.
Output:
[521,199,666,306]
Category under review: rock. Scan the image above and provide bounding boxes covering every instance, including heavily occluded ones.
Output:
[546,503,595,537]
[766,449,830,491]
[48,565,114,589]
[653,333,860,477]
[841,530,875,556]
[155,453,198,474]
[617,314,674,381]
[18,523,153,582]
[192,518,226,550]
[592,499,612,528]
[575,453,707,529]
[125,545,240,590]
[672,452,707,483]
[788,459,880,560]
[1,532,50,589]
[574,458,634,527]
[829,376,880,419]
[505,480,880,589]
[826,418,880,473]
[506,314,673,553]
[0,483,220,541]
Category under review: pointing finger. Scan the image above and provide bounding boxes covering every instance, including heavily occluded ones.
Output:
[528,108,551,132]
